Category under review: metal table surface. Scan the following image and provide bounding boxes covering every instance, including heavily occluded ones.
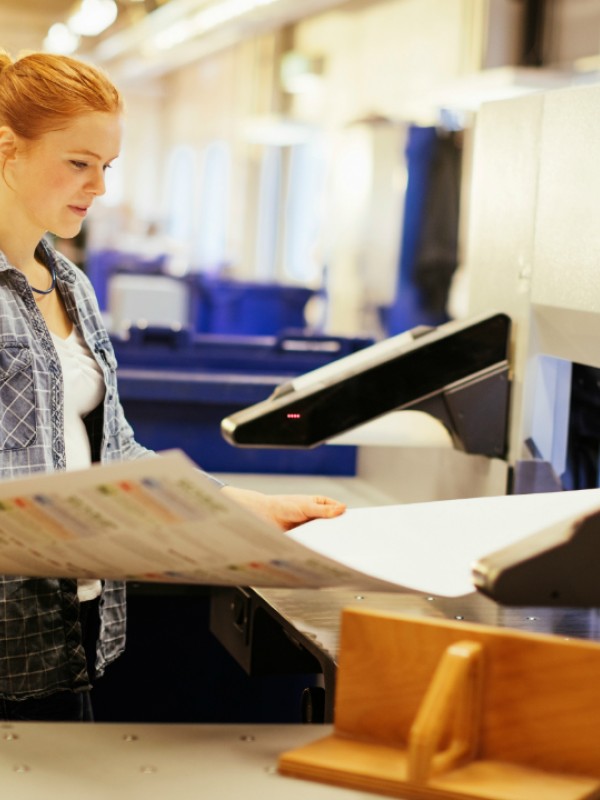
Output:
[253,586,600,656]
[209,584,600,723]
[0,721,377,800]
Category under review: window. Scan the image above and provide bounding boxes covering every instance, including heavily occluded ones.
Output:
[194,140,231,271]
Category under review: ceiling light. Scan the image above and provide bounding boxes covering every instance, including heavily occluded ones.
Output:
[44,23,81,54]
[151,0,279,51]
[69,0,119,37]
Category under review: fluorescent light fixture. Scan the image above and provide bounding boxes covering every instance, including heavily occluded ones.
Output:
[44,23,81,54]
[152,0,279,51]
[69,0,118,37]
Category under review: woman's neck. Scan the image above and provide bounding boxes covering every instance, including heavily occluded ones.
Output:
[0,227,46,276]
[0,226,52,295]
[0,189,45,272]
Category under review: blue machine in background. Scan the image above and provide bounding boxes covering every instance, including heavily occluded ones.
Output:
[87,248,319,336]
[87,248,368,474]
[111,325,373,475]
[186,274,317,336]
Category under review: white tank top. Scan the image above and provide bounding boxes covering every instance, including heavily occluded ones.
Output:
[52,326,105,602]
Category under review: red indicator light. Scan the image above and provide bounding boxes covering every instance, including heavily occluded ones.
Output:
[286,413,301,419]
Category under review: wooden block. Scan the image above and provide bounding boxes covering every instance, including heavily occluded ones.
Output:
[279,609,600,799]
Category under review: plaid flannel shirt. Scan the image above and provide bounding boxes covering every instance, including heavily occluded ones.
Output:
[0,239,152,700]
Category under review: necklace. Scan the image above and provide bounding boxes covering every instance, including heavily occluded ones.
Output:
[30,262,57,295]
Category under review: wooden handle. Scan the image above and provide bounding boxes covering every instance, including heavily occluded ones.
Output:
[408,639,484,784]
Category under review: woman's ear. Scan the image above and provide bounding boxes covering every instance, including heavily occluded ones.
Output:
[0,127,20,189]
[0,126,18,161]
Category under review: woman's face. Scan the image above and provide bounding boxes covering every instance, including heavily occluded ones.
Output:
[5,111,122,240]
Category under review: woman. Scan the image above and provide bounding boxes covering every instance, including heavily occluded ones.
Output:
[0,50,345,721]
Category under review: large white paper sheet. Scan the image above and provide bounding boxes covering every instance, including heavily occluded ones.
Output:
[290,488,600,595]
[0,449,599,595]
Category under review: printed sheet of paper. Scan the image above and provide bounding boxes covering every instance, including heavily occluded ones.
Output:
[0,450,398,590]
[0,449,600,595]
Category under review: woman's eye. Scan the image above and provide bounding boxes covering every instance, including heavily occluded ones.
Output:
[70,160,88,169]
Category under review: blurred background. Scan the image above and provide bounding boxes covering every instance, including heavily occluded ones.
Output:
[4,0,600,342]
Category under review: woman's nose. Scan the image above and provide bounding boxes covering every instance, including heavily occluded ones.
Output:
[87,167,106,196]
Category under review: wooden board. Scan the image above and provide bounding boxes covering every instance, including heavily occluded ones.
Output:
[279,609,600,799]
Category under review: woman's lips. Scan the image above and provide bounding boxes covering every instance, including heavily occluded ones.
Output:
[68,205,89,217]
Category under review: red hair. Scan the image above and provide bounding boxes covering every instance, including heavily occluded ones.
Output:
[0,50,123,138]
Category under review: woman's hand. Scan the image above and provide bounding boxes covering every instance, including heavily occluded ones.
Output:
[221,486,346,531]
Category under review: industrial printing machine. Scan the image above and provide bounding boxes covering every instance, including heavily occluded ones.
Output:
[5,77,600,800]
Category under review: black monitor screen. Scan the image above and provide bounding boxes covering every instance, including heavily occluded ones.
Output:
[222,313,510,448]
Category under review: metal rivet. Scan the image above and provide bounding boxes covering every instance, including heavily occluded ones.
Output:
[13,765,30,773]
[354,595,365,601]
[426,596,435,601]
[122,734,138,742]
[525,616,539,621]
[454,615,464,620]
[239,734,255,742]
[3,733,18,741]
